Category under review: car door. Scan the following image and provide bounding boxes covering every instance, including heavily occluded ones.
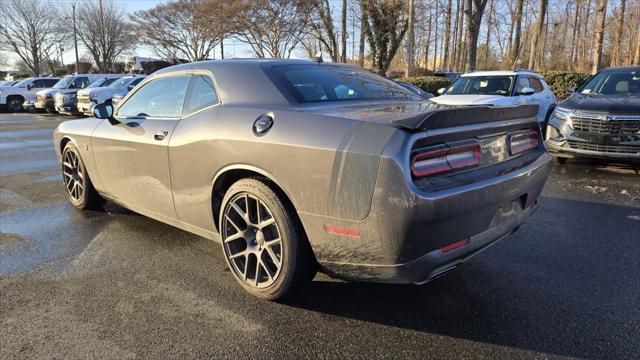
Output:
[528,77,553,121]
[168,74,222,231]
[513,76,537,115]
[91,74,192,219]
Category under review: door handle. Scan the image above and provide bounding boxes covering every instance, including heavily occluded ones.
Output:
[154,130,169,141]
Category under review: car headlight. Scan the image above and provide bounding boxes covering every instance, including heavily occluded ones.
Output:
[551,107,572,121]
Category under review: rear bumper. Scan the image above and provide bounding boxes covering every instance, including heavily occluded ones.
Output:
[35,98,54,111]
[322,203,537,284]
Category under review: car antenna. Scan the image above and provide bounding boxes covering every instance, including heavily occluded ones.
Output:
[311,51,323,64]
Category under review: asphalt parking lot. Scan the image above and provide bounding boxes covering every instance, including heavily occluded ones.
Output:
[1,112,639,359]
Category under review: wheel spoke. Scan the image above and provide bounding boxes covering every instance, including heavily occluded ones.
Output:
[225,216,242,233]
[230,202,249,223]
[260,259,273,281]
[62,161,73,169]
[223,231,243,243]
[264,237,281,245]
[229,250,248,260]
[254,260,260,286]
[259,217,275,229]
[265,245,280,266]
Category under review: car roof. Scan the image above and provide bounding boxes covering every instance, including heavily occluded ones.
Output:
[600,66,640,72]
[461,70,542,78]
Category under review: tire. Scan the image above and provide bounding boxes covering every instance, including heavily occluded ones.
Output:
[6,96,23,112]
[61,142,105,210]
[555,157,568,164]
[219,178,316,300]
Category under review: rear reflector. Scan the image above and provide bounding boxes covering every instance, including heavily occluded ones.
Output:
[323,225,361,238]
[441,238,470,253]
[412,142,481,177]
[508,130,539,155]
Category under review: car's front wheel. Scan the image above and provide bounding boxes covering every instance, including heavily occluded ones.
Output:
[6,96,23,112]
[61,143,105,209]
[219,178,316,300]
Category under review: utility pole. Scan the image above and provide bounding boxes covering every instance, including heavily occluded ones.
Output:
[405,0,414,77]
[221,40,224,59]
[341,0,347,63]
[72,3,79,73]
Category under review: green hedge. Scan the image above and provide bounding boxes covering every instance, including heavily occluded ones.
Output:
[395,76,452,95]
[540,71,591,100]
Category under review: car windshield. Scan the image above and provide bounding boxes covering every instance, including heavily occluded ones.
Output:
[580,69,640,95]
[53,76,74,89]
[272,65,422,103]
[87,78,115,88]
[14,78,33,88]
[447,76,514,95]
[108,77,137,89]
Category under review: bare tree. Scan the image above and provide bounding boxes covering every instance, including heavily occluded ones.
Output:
[405,0,415,76]
[309,0,340,62]
[0,0,62,76]
[75,0,136,72]
[464,0,489,71]
[611,0,626,66]
[341,0,348,62]
[132,0,241,62]
[236,0,313,59]
[591,0,607,74]
[443,0,453,70]
[359,14,366,67]
[527,0,547,70]
[360,0,408,75]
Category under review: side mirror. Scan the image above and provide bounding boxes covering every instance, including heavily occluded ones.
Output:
[519,87,535,96]
[437,87,446,95]
[92,103,118,125]
[566,87,576,94]
[27,84,32,91]
[127,85,134,91]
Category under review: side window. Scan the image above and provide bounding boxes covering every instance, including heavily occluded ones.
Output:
[32,80,45,88]
[72,77,90,89]
[45,79,58,87]
[514,77,531,95]
[184,75,219,115]
[529,77,543,92]
[117,75,191,119]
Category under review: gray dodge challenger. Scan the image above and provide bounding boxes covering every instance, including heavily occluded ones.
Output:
[54,59,551,300]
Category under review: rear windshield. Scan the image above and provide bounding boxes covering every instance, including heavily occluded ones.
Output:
[580,69,640,95]
[272,65,421,103]
[447,76,514,96]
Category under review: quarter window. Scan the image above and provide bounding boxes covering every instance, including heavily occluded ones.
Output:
[116,75,191,119]
[184,75,219,115]
[514,77,531,94]
[529,77,543,92]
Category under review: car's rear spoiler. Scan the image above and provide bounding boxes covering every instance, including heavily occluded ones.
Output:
[392,104,539,131]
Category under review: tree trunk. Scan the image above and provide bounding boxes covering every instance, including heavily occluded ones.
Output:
[612,0,626,66]
[358,15,365,67]
[341,0,347,63]
[528,0,547,70]
[425,3,433,72]
[451,0,460,71]
[406,0,415,76]
[570,0,580,64]
[443,0,452,70]
[484,0,492,69]
[510,0,524,68]
[592,0,607,74]
[464,0,488,72]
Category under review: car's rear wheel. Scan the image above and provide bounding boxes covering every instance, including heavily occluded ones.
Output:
[219,178,315,300]
[62,143,105,209]
[6,96,23,112]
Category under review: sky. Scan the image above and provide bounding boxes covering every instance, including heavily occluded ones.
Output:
[2,0,355,70]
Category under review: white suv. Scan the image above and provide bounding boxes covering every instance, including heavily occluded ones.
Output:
[77,75,146,116]
[430,70,557,127]
[0,77,59,112]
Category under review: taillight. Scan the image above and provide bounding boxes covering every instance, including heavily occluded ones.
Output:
[411,142,481,177]
[508,130,539,155]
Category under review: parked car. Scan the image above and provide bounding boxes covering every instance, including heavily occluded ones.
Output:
[430,70,557,128]
[433,71,461,81]
[0,80,19,87]
[0,77,59,112]
[56,76,122,116]
[396,81,434,99]
[77,75,146,116]
[54,60,551,300]
[35,74,121,113]
[546,66,640,163]
[111,92,126,107]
